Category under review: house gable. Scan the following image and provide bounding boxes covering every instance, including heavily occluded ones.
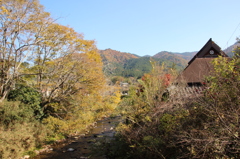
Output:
[188,38,228,65]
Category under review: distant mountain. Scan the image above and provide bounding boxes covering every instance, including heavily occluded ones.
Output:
[224,42,240,57]
[98,49,140,77]
[98,49,138,64]
[153,51,189,68]
[122,56,153,78]
[98,49,187,78]
[172,52,197,61]
[98,40,240,78]
[170,42,239,60]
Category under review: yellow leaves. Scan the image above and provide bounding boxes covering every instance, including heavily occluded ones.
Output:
[0,0,114,138]
[43,116,69,134]
[129,145,136,148]
[102,91,121,112]
[86,49,103,64]
[45,60,55,66]
[212,56,235,77]
[145,115,152,122]
[16,0,27,4]
[0,6,9,15]
[116,123,131,133]
[42,40,53,46]
[113,91,121,104]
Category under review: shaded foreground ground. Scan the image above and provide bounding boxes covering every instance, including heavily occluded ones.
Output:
[32,116,121,159]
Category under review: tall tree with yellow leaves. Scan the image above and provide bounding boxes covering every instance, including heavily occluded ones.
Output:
[0,0,53,101]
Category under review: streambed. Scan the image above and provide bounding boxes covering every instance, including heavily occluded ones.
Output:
[32,116,122,159]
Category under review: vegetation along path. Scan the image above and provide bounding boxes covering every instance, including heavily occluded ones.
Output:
[32,116,122,159]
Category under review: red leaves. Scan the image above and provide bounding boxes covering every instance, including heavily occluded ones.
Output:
[164,74,171,86]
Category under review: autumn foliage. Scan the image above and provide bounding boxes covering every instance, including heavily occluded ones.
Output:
[107,51,240,158]
[0,0,120,158]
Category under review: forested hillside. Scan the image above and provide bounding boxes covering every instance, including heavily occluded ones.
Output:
[153,51,189,67]
[99,49,139,64]
[172,51,197,60]
[99,49,188,78]
[99,42,238,79]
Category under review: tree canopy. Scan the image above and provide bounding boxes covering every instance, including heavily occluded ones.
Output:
[0,0,105,104]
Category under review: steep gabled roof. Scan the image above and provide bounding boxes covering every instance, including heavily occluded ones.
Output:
[188,38,228,65]
[177,38,229,84]
[178,58,214,83]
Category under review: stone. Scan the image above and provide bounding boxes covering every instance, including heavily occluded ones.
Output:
[67,148,75,152]
[23,155,30,159]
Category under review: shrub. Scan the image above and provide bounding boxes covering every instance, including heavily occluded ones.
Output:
[7,84,43,120]
[110,54,240,158]
[0,101,33,127]
[0,101,48,159]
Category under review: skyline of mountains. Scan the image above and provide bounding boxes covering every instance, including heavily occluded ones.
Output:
[98,42,238,78]
[99,40,237,62]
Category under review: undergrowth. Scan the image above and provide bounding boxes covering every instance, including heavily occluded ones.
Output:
[101,55,240,158]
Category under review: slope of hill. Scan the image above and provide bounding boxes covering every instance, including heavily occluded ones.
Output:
[98,49,138,64]
[98,49,139,77]
[224,42,240,57]
[122,56,153,78]
[98,49,188,78]
[122,56,183,78]
[172,51,197,61]
[153,51,188,68]
[98,40,240,79]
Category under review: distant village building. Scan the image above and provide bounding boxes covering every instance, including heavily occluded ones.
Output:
[120,82,129,95]
[178,38,229,86]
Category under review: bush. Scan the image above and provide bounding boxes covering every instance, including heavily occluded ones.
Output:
[0,101,34,127]
[0,101,48,159]
[109,54,240,158]
[7,84,43,120]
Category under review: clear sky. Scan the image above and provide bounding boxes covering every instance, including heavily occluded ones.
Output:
[39,0,240,56]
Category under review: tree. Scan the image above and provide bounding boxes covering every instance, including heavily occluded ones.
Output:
[0,0,105,105]
[26,23,105,105]
[0,0,53,101]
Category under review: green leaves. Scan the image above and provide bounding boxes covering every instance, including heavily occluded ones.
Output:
[8,84,43,120]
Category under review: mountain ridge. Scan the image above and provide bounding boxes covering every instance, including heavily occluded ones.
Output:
[98,42,238,78]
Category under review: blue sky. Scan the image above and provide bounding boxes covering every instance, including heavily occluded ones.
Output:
[40,0,240,56]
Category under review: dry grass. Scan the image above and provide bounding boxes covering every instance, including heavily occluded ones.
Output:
[0,101,49,159]
[0,122,48,159]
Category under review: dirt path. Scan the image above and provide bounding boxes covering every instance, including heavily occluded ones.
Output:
[32,116,121,159]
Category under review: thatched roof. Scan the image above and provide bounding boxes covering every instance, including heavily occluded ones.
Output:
[178,58,214,83]
[178,38,229,84]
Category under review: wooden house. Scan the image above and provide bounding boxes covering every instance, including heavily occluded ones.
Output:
[178,38,228,86]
